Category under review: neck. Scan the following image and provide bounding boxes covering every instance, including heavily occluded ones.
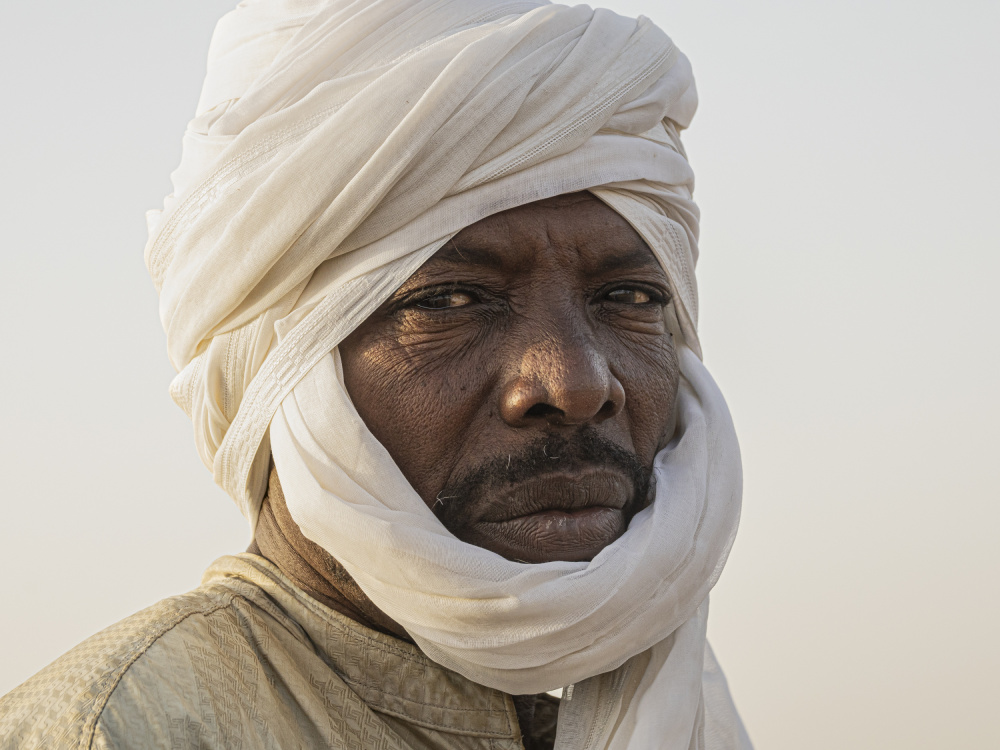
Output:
[250,467,412,641]
[250,466,552,744]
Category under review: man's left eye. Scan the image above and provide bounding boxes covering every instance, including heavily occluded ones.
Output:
[606,288,653,304]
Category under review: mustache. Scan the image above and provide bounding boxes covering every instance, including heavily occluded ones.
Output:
[432,429,652,530]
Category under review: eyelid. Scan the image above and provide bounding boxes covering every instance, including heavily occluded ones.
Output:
[391,280,670,309]
[600,282,671,305]
[394,283,483,311]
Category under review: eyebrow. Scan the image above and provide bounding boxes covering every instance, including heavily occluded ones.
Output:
[592,243,663,276]
[435,238,663,277]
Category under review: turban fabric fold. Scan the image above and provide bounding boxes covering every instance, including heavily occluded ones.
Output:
[146,1,751,747]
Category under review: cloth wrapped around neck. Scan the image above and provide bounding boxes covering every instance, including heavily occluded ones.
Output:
[145,1,751,747]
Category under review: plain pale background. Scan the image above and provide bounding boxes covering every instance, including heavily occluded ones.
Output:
[1,1,997,747]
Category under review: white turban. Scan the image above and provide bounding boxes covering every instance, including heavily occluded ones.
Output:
[146,1,751,747]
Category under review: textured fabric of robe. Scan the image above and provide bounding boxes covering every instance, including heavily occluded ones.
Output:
[0,555,558,750]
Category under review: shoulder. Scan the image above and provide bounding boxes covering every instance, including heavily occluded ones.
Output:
[0,577,298,750]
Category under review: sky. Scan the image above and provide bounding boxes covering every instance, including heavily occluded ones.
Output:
[1,1,998,748]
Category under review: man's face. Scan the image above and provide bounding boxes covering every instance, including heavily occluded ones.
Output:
[340,193,679,564]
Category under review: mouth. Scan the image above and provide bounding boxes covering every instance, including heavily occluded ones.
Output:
[469,469,633,563]
[478,469,631,522]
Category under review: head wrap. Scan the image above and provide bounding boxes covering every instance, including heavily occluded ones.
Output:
[146,1,751,747]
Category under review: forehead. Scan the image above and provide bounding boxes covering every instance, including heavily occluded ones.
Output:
[437,192,660,275]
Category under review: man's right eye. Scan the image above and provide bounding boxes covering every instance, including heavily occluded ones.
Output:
[415,291,475,310]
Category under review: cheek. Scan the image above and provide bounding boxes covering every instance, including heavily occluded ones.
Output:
[340,327,497,503]
[611,331,679,461]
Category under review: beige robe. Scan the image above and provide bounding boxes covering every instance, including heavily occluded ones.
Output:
[0,554,558,749]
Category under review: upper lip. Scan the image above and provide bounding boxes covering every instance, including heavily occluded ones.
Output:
[476,468,631,523]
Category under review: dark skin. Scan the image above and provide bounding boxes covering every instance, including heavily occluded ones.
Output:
[252,190,680,633]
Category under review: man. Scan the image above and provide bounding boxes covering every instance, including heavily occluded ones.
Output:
[0,1,750,748]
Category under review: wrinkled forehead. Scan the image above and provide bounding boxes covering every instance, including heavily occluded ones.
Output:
[455,193,642,247]
[437,192,661,276]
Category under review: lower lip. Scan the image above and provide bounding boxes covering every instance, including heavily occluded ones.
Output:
[521,506,616,523]
[478,506,625,563]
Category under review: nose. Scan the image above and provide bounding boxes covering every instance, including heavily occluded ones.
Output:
[499,335,626,428]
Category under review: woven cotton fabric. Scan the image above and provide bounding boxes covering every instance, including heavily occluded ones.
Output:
[146,1,751,747]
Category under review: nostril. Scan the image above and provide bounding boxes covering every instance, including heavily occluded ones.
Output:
[524,403,564,420]
[597,400,617,420]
